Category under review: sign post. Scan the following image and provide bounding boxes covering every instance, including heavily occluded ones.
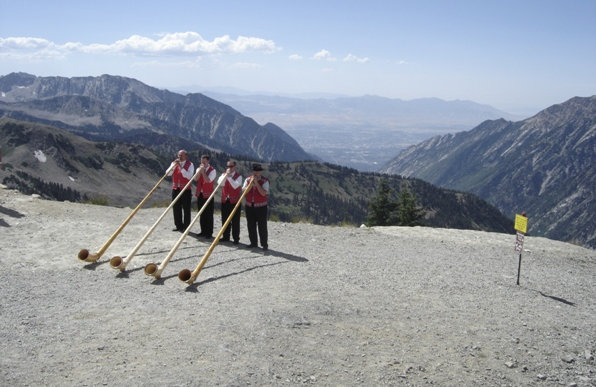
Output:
[514,213,528,285]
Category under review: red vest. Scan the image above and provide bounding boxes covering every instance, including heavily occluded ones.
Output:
[245,175,269,207]
[195,165,215,197]
[221,172,242,204]
[172,160,192,190]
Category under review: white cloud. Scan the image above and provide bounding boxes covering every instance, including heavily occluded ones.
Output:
[343,54,369,63]
[130,59,203,69]
[0,37,52,49]
[230,62,262,69]
[312,49,336,61]
[289,54,303,60]
[0,37,70,59]
[0,32,279,58]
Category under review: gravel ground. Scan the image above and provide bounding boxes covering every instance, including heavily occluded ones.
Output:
[0,186,594,386]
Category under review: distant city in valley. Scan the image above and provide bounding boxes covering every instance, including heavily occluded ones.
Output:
[201,92,523,171]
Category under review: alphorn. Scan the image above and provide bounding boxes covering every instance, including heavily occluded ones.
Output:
[144,174,227,279]
[77,162,177,263]
[110,166,202,271]
[178,179,254,285]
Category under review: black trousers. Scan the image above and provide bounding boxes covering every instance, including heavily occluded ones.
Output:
[245,205,268,248]
[172,188,192,231]
[221,200,241,242]
[197,193,214,236]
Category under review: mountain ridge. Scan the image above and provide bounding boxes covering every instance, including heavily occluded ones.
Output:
[381,96,596,248]
[0,72,313,162]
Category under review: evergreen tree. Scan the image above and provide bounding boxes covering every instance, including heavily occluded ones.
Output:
[397,187,425,226]
[367,180,425,227]
[367,179,398,226]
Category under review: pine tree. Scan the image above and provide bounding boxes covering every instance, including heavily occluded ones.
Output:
[397,187,425,226]
[367,179,398,226]
[368,180,425,227]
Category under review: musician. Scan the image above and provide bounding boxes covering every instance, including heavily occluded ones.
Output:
[195,155,217,238]
[217,160,243,244]
[243,163,269,250]
[168,150,194,232]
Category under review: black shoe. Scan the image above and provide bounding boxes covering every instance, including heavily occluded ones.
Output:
[262,245,268,251]
[220,237,230,242]
[233,240,239,245]
[204,235,213,240]
[197,232,205,237]
[172,228,181,232]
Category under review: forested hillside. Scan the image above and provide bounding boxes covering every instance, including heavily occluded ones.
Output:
[1,118,513,234]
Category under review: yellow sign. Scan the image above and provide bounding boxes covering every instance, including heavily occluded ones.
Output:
[514,214,528,234]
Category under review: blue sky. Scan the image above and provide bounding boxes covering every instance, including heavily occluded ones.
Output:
[1,0,594,115]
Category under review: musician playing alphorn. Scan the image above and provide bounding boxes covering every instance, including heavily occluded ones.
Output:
[243,163,269,250]
[195,155,216,239]
[217,160,243,244]
[168,150,194,232]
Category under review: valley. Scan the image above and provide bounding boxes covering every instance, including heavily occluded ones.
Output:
[203,92,523,171]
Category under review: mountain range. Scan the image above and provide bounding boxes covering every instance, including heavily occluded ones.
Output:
[0,72,312,162]
[0,117,513,233]
[202,91,522,171]
[381,96,595,248]
[5,72,591,246]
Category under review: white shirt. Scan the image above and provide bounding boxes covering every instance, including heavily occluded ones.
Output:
[218,171,243,189]
[202,165,217,182]
[166,160,195,180]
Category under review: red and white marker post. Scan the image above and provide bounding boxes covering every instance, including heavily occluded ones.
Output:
[514,212,528,285]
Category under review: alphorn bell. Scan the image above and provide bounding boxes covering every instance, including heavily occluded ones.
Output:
[178,179,254,285]
[77,162,177,263]
[109,164,202,271]
[144,174,227,279]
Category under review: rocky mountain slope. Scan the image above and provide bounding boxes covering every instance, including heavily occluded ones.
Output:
[0,117,172,206]
[1,118,512,233]
[381,96,596,248]
[0,72,312,162]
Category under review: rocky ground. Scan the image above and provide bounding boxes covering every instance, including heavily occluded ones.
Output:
[0,186,594,386]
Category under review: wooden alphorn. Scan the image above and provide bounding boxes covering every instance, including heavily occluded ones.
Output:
[77,162,176,263]
[144,174,227,279]
[109,165,202,271]
[178,179,254,285]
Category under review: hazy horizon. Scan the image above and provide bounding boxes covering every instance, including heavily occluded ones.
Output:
[1,0,595,116]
